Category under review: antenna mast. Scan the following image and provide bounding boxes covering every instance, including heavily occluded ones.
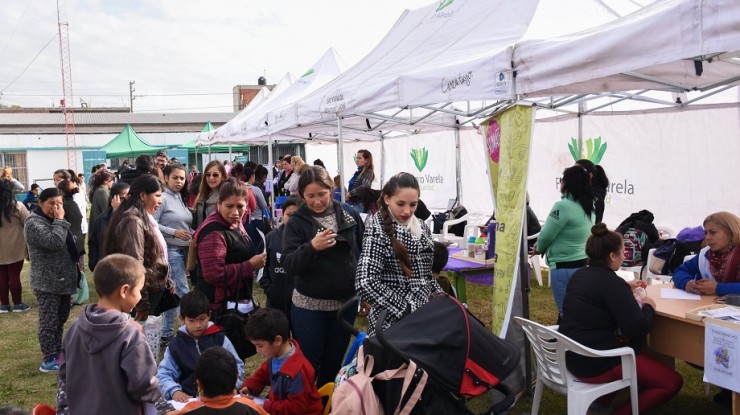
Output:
[57,0,77,171]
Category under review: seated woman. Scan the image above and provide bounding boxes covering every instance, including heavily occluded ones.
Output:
[674,211,739,296]
[559,224,682,415]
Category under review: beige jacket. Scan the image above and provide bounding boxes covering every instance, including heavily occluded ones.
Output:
[0,202,30,264]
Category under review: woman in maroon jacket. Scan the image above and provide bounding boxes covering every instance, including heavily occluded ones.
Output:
[193,178,266,316]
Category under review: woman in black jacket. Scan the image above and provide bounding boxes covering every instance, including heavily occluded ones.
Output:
[88,181,129,271]
[281,166,364,386]
[259,196,302,330]
[57,180,85,266]
[559,223,682,415]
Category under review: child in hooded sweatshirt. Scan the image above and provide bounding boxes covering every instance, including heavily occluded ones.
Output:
[157,290,244,402]
[56,254,175,415]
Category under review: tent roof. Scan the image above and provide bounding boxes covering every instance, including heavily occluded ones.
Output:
[100,124,166,158]
[513,0,740,110]
[230,0,739,142]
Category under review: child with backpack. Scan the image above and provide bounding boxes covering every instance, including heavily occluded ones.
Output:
[240,308,323,415]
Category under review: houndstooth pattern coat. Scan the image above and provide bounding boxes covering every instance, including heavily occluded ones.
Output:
[356,214,443,336]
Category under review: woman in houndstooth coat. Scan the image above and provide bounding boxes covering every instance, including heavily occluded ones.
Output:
[356,172,443,336]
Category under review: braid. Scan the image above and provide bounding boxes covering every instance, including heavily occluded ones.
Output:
[378,199,412,277]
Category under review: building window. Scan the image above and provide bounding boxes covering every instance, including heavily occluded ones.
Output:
[0,152,28,187]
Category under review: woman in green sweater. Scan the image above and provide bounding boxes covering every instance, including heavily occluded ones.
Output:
[532,165,594,319]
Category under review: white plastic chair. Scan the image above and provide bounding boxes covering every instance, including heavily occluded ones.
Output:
[644,248,672,285]
[514,317,639,415]
[527,232,545,286]
[441,213,487,247]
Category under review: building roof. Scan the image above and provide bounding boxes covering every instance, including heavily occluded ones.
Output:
[0,112,236,134]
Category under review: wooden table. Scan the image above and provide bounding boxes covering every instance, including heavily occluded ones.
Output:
[647,284,738,414]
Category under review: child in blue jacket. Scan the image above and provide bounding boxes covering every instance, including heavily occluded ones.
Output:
[157,290,244,402]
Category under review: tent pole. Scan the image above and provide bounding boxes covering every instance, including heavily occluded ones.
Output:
[455,123,462,203]
[268,133,275,219]
[380,132,385,187]
[577,101,585,158]
[228,144,232,164]
[337,116,346,204]
[208,145,212,162]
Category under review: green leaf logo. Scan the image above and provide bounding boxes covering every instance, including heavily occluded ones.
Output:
[301,69,315,78]
[436,0,454,12]
[568,136,607,164]
[410,147,429,172]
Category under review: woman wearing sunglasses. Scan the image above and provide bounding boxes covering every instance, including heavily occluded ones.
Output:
[193,161,227,229]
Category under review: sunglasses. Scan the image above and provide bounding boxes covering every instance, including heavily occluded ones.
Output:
[205,173,221,178]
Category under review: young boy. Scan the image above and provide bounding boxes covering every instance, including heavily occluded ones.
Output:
[178,347,267,414]
[22,183,40,210]
[157,291,244,402]
[432,241,457,298]
[56,254,175,415]
[240,308,323,415]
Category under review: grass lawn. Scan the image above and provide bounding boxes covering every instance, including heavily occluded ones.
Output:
[0,264,731,414]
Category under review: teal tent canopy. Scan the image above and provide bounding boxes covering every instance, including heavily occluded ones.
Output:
[100,124,166,158]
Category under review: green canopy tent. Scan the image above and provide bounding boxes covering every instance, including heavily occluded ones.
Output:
[179,122,251,170]
[100,124,166,158]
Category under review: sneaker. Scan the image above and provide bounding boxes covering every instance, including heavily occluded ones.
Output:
[39,359,60,373]
[12,303,30,312]
[0,305,10,313]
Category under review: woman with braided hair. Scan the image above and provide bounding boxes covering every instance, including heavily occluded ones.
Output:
[356,172,443,336]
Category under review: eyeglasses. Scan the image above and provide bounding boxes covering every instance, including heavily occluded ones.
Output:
[205,173,220,178]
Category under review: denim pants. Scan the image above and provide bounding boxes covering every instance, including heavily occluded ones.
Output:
[162,246,190,339]
[550,267,579,317]
[291,304,357,386]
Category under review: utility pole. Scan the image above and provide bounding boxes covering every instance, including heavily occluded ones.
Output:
[129,80,135,113]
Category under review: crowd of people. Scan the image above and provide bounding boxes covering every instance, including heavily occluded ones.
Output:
[0,148,737,414]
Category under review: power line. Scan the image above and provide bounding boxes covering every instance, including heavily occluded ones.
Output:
[136,104,233,112]
[0,0,35,61]
[2,92,233,97]
[0,33,58,94]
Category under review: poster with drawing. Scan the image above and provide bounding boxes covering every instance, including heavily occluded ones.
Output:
[704,321,740,392]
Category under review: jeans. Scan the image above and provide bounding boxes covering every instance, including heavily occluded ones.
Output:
[0,260,24,305]
[349,203,365,214]
[550,267,579,317]
[291,305,357,386]
[162,246,190,339]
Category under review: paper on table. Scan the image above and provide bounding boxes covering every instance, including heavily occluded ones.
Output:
[660,288,701,300]
[168,398,197,411]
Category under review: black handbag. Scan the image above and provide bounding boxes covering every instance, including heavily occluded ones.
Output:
[214,271,259,360]
[153,289,181,316]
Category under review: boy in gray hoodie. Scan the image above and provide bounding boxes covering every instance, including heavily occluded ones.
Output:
[56,254,175,415]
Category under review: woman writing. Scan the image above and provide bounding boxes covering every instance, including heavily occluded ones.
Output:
[356,172,442,336]
[675,211,740,296]
[346,150,375,213]
[282,166,364,386]
[88,181,129,271]
[25,188,79,372]
[259,196,301,328]
[193,178,266,315]
[559,224,682,414]
[88,169,115,227]
[193,160,227,229]
[532,165,594,318]
[0,180,31,313]
[102,174,172,321]
[153,164,194,344]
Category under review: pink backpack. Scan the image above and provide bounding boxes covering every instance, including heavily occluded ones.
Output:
[332,346,427,415]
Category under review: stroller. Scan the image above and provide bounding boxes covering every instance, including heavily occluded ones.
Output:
[338,295,521,414]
